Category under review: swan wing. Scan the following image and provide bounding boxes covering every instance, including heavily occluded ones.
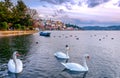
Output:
[16,59,23,73]
[54,52,69,59]
[8,59,15,73]
[61,63,86,72]
[8,59,23,73]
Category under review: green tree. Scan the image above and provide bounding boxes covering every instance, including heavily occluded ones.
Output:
[0,22,8,30]
[14,24,21,30]
[0,0,37,30]
[16,0,27,18]
[0,1,9,22]
[4,0,13,8]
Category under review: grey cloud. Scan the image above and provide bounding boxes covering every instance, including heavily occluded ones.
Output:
[40,0,57,4]
[57,9,65,14]
[40,0,111,8]
[87,0,110,7]
[117,0,120,6]
[65,5,72,10]
[52,9,66,18]
[39,0,120,10]
[40,0,70,4]
[42,5,47,7]
[88,2,100,7]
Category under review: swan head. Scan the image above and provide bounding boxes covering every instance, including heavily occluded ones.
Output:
[65,45,70,50]
[84,54,90,59]
[66,45,68,47]
[13,51,20,57]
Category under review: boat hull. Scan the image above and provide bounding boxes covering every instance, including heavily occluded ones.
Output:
[39,32,51,37]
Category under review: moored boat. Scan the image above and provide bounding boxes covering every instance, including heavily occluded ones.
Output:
[39,31,51,37]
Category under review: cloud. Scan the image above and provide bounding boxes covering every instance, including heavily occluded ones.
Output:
[22,0,120,26]
[87,0,110,7]
[38,0,112,8]
[39,0,69,5]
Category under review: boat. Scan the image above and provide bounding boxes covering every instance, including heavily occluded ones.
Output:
[39,31,51,37]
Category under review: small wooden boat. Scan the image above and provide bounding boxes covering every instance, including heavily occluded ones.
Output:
[39,31,51,37]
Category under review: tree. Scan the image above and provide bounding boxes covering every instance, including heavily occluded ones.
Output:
[16,0,27,17]
[4,0,13,8]
[26,8,38,19]
[0,22,8,30]
[0,0,38,30]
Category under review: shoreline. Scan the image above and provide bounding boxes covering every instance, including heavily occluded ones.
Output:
[0,30,38,37]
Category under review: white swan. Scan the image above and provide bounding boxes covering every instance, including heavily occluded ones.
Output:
[54,45,70,59]
[61,54,89,72]
[8,51,23,73]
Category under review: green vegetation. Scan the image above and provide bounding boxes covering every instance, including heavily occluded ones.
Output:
[0,0,35,30]
[65,23,82,30]
[0,22,9,30]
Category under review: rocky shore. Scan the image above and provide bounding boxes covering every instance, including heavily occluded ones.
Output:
[0,30,38,37]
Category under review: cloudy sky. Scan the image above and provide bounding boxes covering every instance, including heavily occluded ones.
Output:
[13,0,120,26]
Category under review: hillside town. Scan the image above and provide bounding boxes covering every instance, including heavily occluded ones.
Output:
[33,19,81,31]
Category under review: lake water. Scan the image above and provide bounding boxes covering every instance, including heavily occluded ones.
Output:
[0,31,120,78]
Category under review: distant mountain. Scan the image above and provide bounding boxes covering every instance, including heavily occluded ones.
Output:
[81,26,120,30]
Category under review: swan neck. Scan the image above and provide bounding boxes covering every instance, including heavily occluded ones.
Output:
[83,57,88,71]
[66,50,69,57]
[13,54,17,72]
[66,47,69,57]
[13,54,17,62]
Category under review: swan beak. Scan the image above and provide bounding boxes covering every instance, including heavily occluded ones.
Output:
[16,53,20,56]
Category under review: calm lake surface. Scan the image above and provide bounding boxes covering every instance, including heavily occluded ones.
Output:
[0,31,120,78]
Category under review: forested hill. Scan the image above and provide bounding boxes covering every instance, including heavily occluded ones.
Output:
[65,24,120,30]
[81,26,120,30]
